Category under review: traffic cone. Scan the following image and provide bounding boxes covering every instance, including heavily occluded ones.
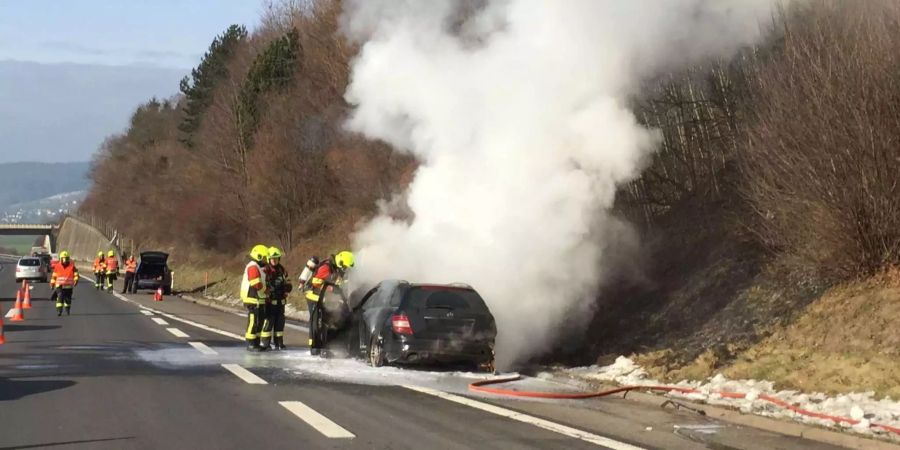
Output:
[154,287,164,302]
[22,281,32,310]
[8,292,24,322]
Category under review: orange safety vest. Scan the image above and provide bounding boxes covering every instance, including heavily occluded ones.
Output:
[92,257,104,272]
[125,259,137,273]
[106,257,119,272]
[52,262,79,289]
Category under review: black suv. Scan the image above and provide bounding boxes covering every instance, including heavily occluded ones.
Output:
[131,251,172,295]
[342,280,496,371]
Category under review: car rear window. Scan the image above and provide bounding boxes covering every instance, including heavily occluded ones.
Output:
[404,287,489,312]
[19,258,40,266]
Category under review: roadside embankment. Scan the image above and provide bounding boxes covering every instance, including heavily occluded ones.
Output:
[56,216,113,262]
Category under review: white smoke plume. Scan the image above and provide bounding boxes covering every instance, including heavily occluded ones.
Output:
[342,0,778,368]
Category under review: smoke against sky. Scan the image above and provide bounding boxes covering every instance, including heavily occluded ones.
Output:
[343,0,779,367]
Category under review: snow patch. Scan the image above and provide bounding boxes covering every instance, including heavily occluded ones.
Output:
[563,356,900,439]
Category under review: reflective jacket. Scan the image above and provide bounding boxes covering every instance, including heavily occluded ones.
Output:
[105,256,119,273]
[125,258,137,273]
[92,257,104,273]
[265,264,291,305]
[240,261,267,305]
[51,261,79,289]
[304,260,339,302]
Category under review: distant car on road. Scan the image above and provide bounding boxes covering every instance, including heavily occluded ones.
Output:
[341,280,496,371]
[36,253,52,271]
[16,256,48,283]
[131,251,172,295]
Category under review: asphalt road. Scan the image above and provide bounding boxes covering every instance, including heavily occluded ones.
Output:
[0,258,857,450]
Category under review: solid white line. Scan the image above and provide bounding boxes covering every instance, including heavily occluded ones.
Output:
[188,341,218,355]
[140,310,154,316]
[151,317,169,325]
[403,386,645,450]
[221,364,268,384]
[166,328,189,338]
[279,401,355,439]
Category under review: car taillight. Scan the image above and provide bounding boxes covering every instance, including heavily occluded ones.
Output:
[391,313,413,335]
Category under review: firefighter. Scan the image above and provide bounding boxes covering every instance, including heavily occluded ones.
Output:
[261,246,292,350]
[242,245,269,352]
[122,254,137,294]
[304,250,354,355]
[104,250,119,291]
[51,251,79,316]
[93,251,106,290]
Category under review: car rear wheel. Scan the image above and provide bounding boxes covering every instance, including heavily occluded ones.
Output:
[368,333,385,368]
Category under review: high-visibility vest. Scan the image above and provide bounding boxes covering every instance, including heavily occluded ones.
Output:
[240,261,267,305]
[93,258,103,272]
[106,257,119,272]
[52,262,79,289]
[125,259,137,273]
[304,261,337,302]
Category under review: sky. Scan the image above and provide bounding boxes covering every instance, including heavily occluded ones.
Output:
[0,0,263,163]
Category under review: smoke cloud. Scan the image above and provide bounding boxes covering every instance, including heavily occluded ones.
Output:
[342,0,778,367]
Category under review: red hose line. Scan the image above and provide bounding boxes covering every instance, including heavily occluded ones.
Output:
[469,376,900,436]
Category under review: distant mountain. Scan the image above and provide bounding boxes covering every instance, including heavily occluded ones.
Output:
[0,162,90,215]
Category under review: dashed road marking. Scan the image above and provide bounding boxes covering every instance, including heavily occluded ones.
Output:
[221,364,267,384]
[151,317,169,325]
[140,310,154,316]
[403,385,645,450]
[109,291,244,340]
[188,341,218,355]
[166,328,189,338]
[279,401,355,439]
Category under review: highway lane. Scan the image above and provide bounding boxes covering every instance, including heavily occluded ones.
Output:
[0,259,857,449]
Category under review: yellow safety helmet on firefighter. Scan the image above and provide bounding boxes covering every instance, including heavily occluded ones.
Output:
[335,251,355,269]
[267,246,283,260]
[107,250,115,257]
[60,251,70,260]
[97,251,104,258]
[249,245,269,263]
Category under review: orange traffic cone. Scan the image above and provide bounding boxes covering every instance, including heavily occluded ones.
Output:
[22,281,32,310]
[8,291,24,322]
[154,287,164,302]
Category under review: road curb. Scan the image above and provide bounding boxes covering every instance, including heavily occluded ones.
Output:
[544,373,899,450]
[178,293,310,325]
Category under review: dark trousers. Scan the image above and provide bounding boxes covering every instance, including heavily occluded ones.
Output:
[55,288,73,313]
[307,300,322,350]
[260,302,274,348]
[122,272,135,293]
[94,272,104,289]
[245,304,263,346]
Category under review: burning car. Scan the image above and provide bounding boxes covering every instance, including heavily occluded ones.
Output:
[337,280,496,371]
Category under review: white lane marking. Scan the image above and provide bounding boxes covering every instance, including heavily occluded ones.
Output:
[279,401,355,439]
[166,328,189,338]
[151,317,169,325]
[110,291,244,340]
[403,386,645,450]
[221,364,268,384]
[188,341,218,355]
[140,310,154,316]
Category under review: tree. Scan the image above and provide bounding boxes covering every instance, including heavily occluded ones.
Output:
[179,24,248,146]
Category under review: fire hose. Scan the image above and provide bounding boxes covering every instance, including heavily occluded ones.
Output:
[468,375,900,436]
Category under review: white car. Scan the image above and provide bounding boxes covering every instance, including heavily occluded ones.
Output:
[16,256,48,283]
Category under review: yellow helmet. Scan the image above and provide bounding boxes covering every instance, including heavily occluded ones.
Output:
[335,251,355,269]
[267,246,283,260]
[60,250,70,259]
[249,244,269,263]
[107,250,115,257]
[97,251,104,258]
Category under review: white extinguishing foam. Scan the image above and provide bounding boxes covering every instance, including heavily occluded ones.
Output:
[166,328,189,338]
[279,401,356,439]
[188,341,217,356]
[221,363,268,385]
[404,385,644,449]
